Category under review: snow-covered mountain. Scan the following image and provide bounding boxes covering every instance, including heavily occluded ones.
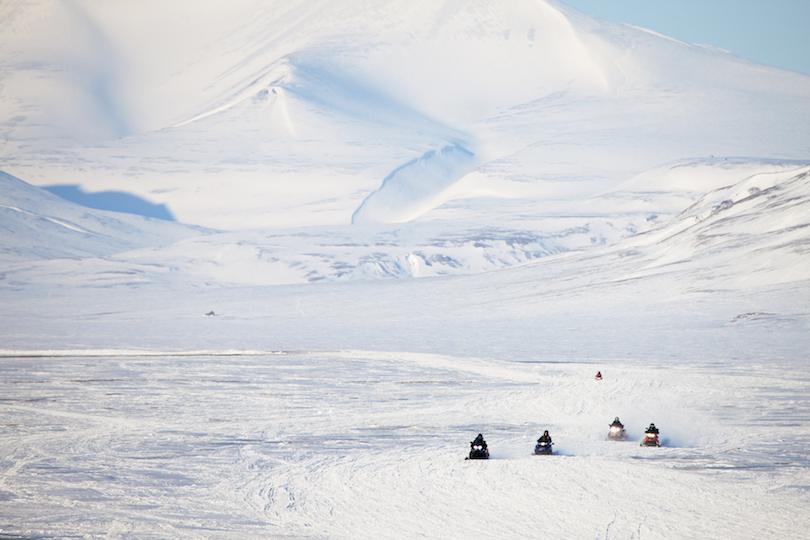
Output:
[1,0,807,353]
[1,0,808,342]
[2,3,809,538]
[0,171,205,263]
[2,0,809,286]
[2,0,809,230]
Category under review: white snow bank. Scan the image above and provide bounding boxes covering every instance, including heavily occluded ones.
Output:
[352,144,477,224]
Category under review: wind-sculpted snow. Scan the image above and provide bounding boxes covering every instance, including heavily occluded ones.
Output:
[1,351,808,538]
[352,144,477,224]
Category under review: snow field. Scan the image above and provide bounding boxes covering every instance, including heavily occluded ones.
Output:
[1,1,809,538]
[1,351,808,538]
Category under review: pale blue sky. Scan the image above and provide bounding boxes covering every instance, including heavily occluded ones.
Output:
[560,0,810,76]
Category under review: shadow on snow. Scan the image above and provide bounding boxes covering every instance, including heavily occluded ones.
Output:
[45,184,175,221]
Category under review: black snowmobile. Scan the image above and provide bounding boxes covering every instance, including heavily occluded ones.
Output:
[534,431,553,455]
[468,443,490,460]
[533,440,553,455]
[467,434,490,460]
[608,417,626,441]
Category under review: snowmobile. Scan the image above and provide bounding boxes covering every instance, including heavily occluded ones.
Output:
[640,432,661,447]
[595,371,603,381]
[608,424,626,441]
[533,440,553,455]
[468,444,490,460]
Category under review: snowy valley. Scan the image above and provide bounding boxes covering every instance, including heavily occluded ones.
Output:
[1,0,809,538]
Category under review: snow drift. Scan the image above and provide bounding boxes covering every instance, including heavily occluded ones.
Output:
[352,144,477,224]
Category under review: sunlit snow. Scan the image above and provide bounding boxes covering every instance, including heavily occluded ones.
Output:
[1,0,809,538]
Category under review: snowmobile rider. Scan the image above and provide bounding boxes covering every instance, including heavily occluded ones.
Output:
[611,417,624,428]
[471,433,487,449]
[645,423,659,434]
[537,430,552,444]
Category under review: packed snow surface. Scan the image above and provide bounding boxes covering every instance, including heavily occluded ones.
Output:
[2,351,809,539]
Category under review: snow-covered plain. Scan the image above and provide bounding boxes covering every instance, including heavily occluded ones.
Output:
[2,0,810,538]
[2,351,809,539]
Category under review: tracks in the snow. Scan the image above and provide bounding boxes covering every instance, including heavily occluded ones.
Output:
[1,351,808,538]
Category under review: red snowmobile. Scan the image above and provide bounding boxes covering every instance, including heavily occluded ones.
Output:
[640,423,661,447]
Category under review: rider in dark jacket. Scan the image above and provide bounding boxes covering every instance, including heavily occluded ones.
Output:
[611,417,624,428]
[537,430,552,444]
[645,423,659,435]
[471,433,487,449]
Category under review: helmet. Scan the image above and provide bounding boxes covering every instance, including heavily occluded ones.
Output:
[543,430,549,435]
[614,417,620,422]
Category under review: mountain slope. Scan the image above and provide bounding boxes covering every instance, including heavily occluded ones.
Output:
[1,0,809,229]
[3,162,807,299]
[0,171,205,263]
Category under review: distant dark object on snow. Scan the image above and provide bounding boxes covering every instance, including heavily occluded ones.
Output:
[732,312,776,322]
[45,184,176,221]
[595,371,602,381]
[205,311,216,317]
